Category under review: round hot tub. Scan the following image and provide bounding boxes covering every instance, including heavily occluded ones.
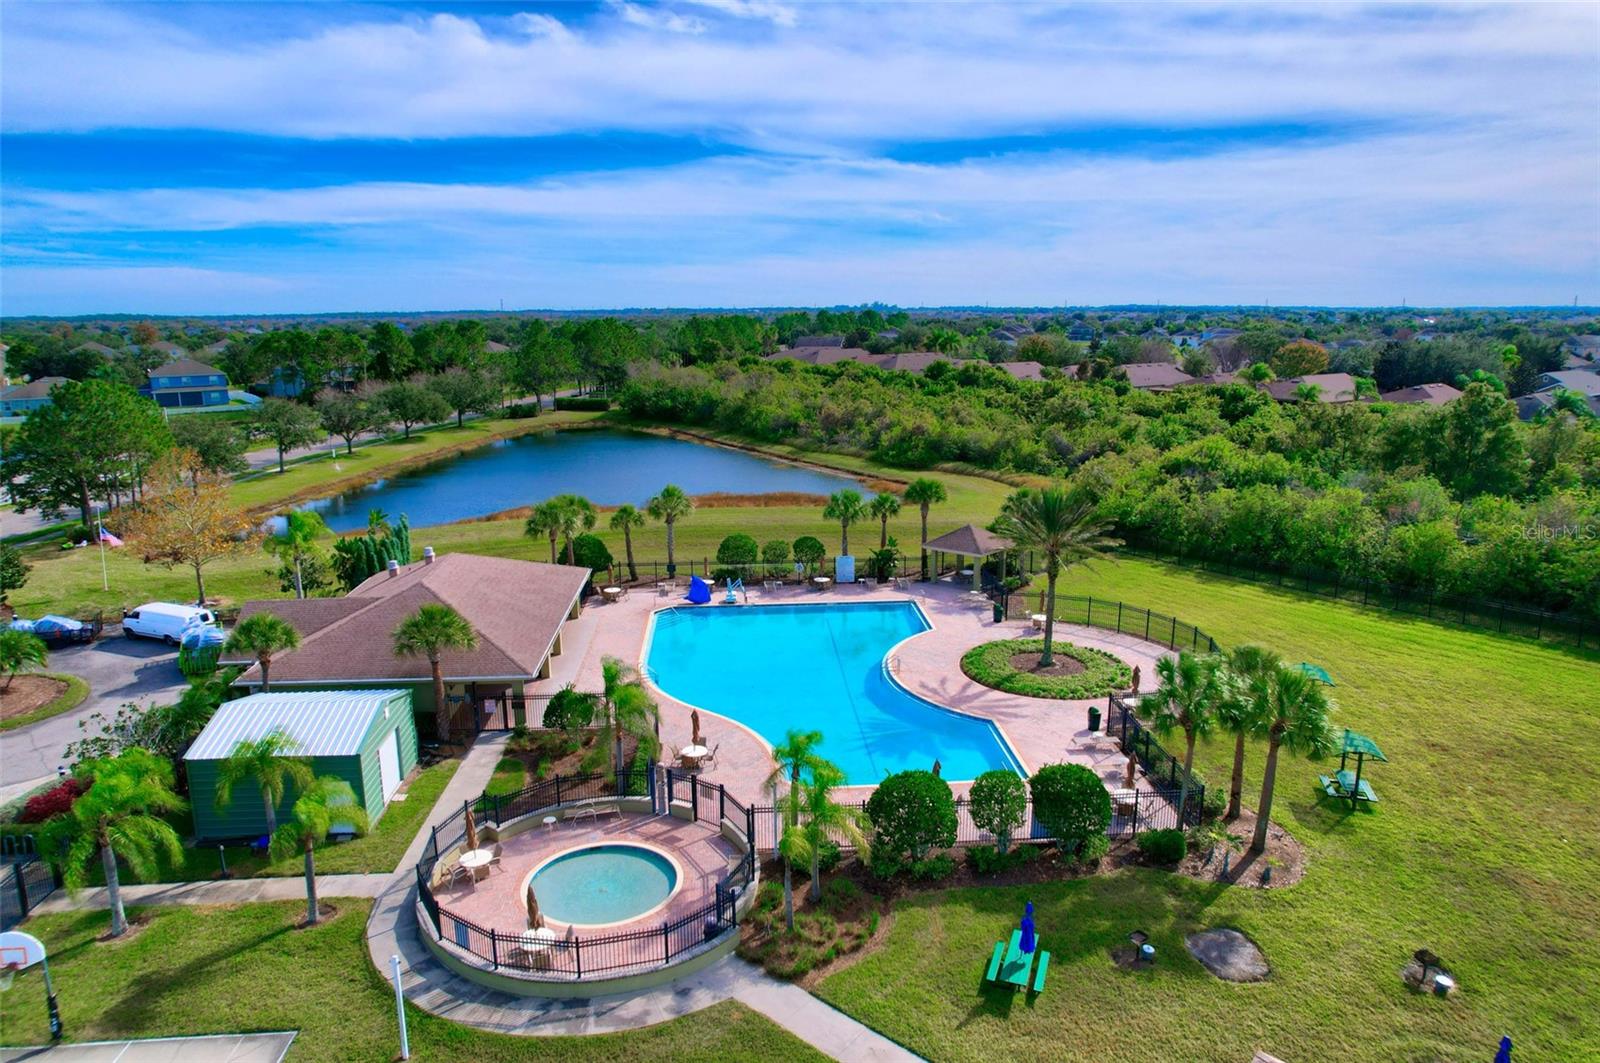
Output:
[526,843,681,928]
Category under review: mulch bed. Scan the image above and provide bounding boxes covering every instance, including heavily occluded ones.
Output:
[1174,809,1307,889]
[0,675,69,721]
[1008,652,1086,677]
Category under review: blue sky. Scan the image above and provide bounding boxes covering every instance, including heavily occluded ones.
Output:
[2,1,1597,315]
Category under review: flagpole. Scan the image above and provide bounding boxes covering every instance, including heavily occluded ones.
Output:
[95,504,108,592]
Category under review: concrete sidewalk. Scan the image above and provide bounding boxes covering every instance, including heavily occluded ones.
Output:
[0,1032,296,1062]
[31,873,388,914]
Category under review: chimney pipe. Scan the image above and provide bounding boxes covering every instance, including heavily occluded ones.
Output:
[423,547,435,564]
[387,559,400,577]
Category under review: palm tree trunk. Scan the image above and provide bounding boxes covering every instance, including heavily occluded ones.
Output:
[102,843,128,937]
[1178,733,1196,825]
[809,842,822,902]
[292,556,304,599]
[431,658,449,738]
[879,519,888,550]
[304,844,319,925]
[1041,567,1059,667]
[547,532,557,565]
[260,655,272,693]
[783,857,794,932]
[1252,738,1282,853]
[919,505,930,579]
[624,527,637,582]
[666,519,677,574]
[1228,732,1246,820]
[565,536,576,566]
[263,789,278,837]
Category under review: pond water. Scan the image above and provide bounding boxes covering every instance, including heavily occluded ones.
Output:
[295,428,863,531]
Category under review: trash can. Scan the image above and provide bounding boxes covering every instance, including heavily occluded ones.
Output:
[992,601,1004,624]
[1088,705,1102,732]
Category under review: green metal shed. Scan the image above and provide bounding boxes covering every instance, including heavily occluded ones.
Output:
[185,689,417,842]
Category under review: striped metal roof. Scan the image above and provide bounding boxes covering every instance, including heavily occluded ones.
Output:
[185,689,407,761]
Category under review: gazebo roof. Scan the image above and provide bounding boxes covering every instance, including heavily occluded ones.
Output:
[922,523,1014,557]
[1341,729,1386,761]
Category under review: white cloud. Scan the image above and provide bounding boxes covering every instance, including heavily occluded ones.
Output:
[682,0,797,28]
[609,1,707,36]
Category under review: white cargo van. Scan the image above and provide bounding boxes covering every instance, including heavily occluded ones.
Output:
[122,602,216,644]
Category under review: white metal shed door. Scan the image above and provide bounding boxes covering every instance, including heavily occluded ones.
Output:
[378,730,402,801]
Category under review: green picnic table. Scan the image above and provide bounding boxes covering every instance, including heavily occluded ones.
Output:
[984,929,1051,992]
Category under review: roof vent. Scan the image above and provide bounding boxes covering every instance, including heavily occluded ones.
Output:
[423,546,435,564]
[386,559,400,577]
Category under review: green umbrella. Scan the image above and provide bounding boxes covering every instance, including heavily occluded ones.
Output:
[1297,662,1334,686]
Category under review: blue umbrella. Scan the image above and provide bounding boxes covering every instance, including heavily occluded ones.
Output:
[1494,1036,1512,1063]
[1019,901,1036,955]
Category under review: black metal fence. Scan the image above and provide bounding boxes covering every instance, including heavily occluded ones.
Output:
[415,766,756,981]
[1122,545,1597,652]
[1000,591,1222,655]
[600,555,920,587]
[1,858,58,931]
[1105,693,1206,827]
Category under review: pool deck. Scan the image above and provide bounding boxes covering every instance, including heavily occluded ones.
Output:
[436,812,736,937]
[530,580,1174,805]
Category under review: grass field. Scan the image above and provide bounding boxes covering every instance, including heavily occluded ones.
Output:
[0,901,826,1061]
[815,557,1600,1062]
[9,426,1014,617]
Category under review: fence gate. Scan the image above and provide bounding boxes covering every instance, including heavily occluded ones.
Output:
[1,858,58,931]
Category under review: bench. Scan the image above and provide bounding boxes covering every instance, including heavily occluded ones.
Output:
[1031,950,1051,992]
[985,940,1006,983]
[1320,774,1379,804]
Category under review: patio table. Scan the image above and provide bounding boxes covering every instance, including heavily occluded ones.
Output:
[811,576,832,591]
[985,929,1037,990]
[459,848,493,880]
[601,586,624,603]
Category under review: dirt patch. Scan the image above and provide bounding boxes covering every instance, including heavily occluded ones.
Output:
[1186,928,1270,982]
[297,902,340,929]
[1007,651,1086,677]
[1175,809,1308,889]
[0,675,70,721]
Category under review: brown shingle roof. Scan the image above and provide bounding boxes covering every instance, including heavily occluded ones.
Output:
[1380,383,1462,406]
[1121,362,1194,391]
[227,553,588,687]
[923,523,1013,556]
[995,361,1046,381]
[1265,373,1360,403]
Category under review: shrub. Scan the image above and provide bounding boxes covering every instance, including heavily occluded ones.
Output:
[570,533,613,577]
[58,523,91,547]
[865,769,956,864]
[961,639,1132,699]
[1030,763,1111,859]
[1137,828,1187,865]
[805,838,842,878]
[714,533,759,580]
[19,777,87,823]
[969,770,1028,853]
[502,402,542,419]
[967,843,1036,875]
[761,539,791,577]
[553,395,611,411]
[792,535,826,573]
[541,686,596,732]
[1201,786,1227,822]
[910,854,956,881]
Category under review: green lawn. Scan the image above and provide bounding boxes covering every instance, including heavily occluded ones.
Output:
[88,758,461,884]
[0,902,827,1062]
[11,428,1013,617]
[484,755,527,798]
[817,556,1600,1062]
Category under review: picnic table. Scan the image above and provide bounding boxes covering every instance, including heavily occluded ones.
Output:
[1320,768,1379,805]
[984,929,1050,992]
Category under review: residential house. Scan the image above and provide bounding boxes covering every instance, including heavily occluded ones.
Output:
[483,340,511,355]
[791,335,845,348]
[1172,333,1203,348]
[141,340,187,360]
[995,361,1047,382]
[874,351,961,374]
[1066,323,1095,342]
[1533,370,1600,398]
[1201,327,1242,342]
[71,341,119,360]
[223,552,590,738]
[1264,373,1362,404]
[185,689,417,841]
[0,377,67,417]
[770,346,877,367]
[1379,383,1462,406]
[143,358,230,408]
[1121,362,1194,392]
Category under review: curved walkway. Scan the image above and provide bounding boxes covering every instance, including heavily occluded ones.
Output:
[363,733,919,1060]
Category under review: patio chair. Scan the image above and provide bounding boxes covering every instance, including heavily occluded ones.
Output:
[657,580,678,598]
[446,862,474,889]
[489,843,504,873]
[700,743,720,769]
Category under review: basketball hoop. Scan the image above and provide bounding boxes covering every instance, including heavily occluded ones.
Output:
[0,930,60,1039]
[0,963,19,992]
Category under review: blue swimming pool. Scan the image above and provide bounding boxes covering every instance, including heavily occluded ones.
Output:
[529,844,679,926]
[645,601,1022,785]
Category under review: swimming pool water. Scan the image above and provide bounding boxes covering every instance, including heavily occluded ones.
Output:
[645,601,1022,785]
[529,844,678,926]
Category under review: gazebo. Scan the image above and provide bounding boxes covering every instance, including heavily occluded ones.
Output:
[922,524,1014,592]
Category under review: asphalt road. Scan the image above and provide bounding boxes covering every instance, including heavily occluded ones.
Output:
[0,634,190,804]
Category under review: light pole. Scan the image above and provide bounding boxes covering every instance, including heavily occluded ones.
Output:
[94,503,108,592]
[390,954,410,1059]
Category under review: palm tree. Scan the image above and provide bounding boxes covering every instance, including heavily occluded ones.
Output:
[550,493,598,565]
[609,504,646,582]
[594,656,659,774]
[1252,665,1337,853]
[270,776,370,926]
[765,729,825,931]
[0,629,48,689]
[1293,382,1322,403]
[787,762,870,902]
[868,492,901,549]
[40,748,186,937]
[367,508,392,536]
[524,499,563,564]
[823,489,867,556]
[993,486,1120,667]
[1149,652,1219,826]
[266,510,329,599]
[214,729,314,837]
[223,611,300,692]
[1216,645,1279,820]
[903,478,947,580]
[393,603,478,738]
[646,484,694,577]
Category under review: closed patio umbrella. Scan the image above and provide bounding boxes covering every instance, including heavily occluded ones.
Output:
[1019,901,1036,954]
[464,805,479,852]
[691,709,702,746]
[526,884,545,929]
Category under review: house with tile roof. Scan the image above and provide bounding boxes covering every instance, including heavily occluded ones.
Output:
[223,552,590,737]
